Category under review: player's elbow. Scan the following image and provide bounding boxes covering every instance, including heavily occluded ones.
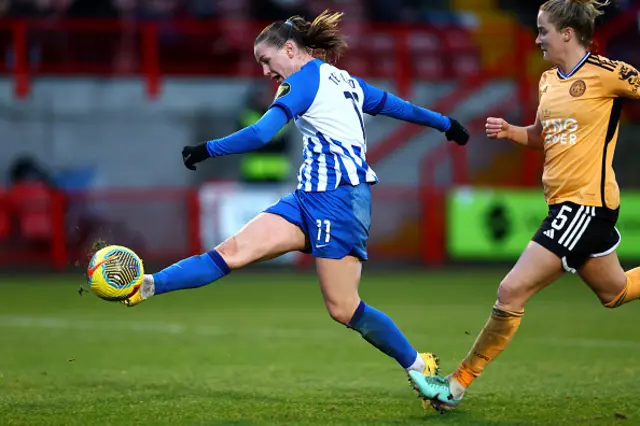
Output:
[528,142,545,151]
[526,125,544,150]
[531,137,545,150]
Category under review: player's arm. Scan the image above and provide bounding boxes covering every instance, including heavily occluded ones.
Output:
[487,70,545,150]
[486,114,544,150]
[181,107,290,170]
[182,66,319,171]
[608,61,640,100]
[353,77,469,145]
[207,107,290,156]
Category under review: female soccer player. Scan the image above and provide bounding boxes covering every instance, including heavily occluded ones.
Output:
[123,11,470,383]
[409,0,640,411]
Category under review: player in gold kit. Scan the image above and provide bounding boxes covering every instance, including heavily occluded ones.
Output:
[408,0,640,411]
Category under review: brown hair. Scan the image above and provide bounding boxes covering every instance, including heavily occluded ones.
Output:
[254,10,348,62]
[540,0,611,47]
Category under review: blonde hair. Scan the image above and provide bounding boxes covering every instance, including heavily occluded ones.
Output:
[254,10,348,62]
[540,0,611,47]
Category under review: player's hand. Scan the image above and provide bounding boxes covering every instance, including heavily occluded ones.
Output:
[181,142,210,171]
[445,118,469,146]
[486,117,510,139]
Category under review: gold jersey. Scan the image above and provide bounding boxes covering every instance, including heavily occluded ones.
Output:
[537,53,640,209]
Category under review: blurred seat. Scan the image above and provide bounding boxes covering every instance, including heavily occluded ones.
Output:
[441,27,481,78]
[0,189,10,241]
[9,182,53,243]
[413,54,445,80]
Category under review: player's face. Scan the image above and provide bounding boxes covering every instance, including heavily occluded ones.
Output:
[254,41,296,84]
[536,11,565,63]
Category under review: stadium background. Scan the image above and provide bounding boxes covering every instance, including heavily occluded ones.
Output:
[1,1,639,425]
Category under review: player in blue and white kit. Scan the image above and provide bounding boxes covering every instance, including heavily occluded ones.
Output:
[124,11,469,387]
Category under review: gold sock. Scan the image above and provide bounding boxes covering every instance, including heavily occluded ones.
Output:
[604,267,640,308]
[452,304,523,389]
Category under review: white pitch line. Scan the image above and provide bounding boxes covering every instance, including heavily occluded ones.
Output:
[0,315,198,334]
[1,316,639,348]
[0,315,337,339]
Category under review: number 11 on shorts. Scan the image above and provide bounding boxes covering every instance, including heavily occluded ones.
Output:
[316,219,331,244]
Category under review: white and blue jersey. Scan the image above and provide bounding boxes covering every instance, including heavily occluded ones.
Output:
[270,59,379,192]
[205,58,452,260]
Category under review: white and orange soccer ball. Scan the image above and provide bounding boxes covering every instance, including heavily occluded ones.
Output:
[87,245,144,301]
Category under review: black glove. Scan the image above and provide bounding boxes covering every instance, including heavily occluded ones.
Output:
[445,117,469,146]
[181,142,211,171]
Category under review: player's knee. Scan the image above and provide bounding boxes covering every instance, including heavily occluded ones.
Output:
[327,307,352,325]
[601,290,623,308]
[598,281,627,308]
[497,276,527,310]
[215,237,246,270]
[326,301,358,325]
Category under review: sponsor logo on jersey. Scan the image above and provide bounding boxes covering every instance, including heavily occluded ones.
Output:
[542,118,579,145]
[619,65,639,94]
[275,82,291,99]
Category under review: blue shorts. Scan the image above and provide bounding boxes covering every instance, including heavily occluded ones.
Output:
[264,183,371,260]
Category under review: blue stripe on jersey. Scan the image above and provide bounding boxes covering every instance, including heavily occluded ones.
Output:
[351,145,368,185]
[298,139,312,191]
[297,135,377,192]
[317,133,339,190]
[309,138,322,191]
[298,132,378,190]
[333,148,351,188]
[330,137,367,186]
[315,134,350,188]
[304,145,314,192]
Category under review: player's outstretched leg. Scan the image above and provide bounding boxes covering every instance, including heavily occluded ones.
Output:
[123,251,230,306]
[123,212,306,306]
[316,256,438,377]
[409,242,563,411]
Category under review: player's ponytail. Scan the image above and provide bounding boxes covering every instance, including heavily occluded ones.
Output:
[540,0,611,47]
[255,10,348,63]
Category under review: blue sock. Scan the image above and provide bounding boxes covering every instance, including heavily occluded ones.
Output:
[152,250,230,296]
[348,301,418,369]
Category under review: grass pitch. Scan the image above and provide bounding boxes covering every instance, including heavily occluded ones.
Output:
[0,269,638,425]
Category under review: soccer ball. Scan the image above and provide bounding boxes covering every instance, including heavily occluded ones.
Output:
[87,245,144,301]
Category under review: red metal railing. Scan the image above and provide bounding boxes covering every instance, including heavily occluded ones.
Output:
[0,18,484,99]
[594,3,640,56]
[372,5,639,182]
[3,185,436,271]
[0,187,201,271]
[368,22,530,167]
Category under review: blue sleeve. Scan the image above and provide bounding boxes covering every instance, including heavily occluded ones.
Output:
[205,106,290,157]
[353,76,388,116]
[270,61,320,120]
[354,77,451,132]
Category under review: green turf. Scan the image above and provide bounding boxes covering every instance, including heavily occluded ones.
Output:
[0,270,638,425]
